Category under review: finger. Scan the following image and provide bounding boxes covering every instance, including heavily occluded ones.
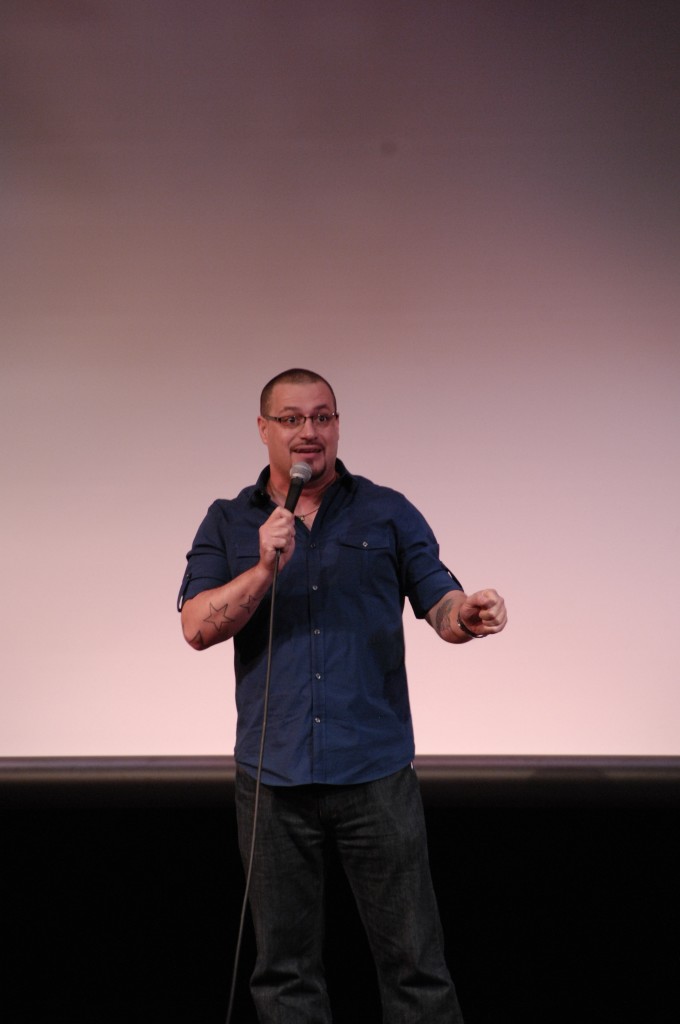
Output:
[479,606,507,630]
[481,597,506,618]
[478,599,505,620]
[469,589,500,610]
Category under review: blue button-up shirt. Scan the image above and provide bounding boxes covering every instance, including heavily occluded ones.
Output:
[178,461,462,786]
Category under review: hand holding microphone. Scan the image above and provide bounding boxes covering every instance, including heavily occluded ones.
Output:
[259,463,312,571]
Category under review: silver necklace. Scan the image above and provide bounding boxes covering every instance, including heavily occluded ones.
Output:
[296,504,321,523]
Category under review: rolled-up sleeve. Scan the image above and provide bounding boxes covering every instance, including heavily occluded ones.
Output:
[177,502,233,610]
[396,500,463,618]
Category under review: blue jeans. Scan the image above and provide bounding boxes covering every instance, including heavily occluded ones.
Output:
[235,764,464,1023]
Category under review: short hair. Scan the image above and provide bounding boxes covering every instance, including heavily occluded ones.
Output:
[260,368,337,415]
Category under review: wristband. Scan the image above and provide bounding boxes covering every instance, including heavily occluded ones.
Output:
[456,612,486,639]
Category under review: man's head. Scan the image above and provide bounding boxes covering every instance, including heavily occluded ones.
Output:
[258,368,340,489]
[259,368,337,417]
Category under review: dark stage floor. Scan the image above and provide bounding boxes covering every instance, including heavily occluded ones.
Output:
[3,756,679,1023]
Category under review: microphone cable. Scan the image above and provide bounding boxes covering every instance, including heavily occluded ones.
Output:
[224,548,282,1024]
[224,462,311,1023]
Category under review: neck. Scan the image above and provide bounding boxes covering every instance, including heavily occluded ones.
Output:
[268,467,337,510]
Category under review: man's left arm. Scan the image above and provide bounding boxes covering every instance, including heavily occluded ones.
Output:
[426,588,507,644]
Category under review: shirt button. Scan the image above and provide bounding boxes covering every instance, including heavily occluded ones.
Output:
[315,672,321,680]
[314,716,321,724]
[313,628,321,636]
[362,540,368,548]
[312,584,318,591]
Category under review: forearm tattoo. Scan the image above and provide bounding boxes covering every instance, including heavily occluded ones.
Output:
[434,597,455,639]
[189,630,206,650]
[239,595,259,615]
[202,596,259,636]
[204,602,235,633]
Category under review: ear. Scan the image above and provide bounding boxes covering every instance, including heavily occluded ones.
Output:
[257,415,269,446]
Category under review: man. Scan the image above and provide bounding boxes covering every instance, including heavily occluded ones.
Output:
[178,368,507,1023]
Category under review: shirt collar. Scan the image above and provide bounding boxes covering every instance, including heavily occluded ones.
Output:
[250,459,354,508]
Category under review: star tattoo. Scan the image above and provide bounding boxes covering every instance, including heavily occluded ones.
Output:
[190,630,206,650]
[204,602,235,633]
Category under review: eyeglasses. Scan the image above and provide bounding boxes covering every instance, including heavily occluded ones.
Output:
[264,412,339,430]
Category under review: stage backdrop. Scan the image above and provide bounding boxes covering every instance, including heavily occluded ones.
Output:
[2,1,678,757]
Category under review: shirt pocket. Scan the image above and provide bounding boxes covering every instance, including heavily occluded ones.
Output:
[233,538,261,574]
[336,527,395,589]
[221,523,260,573]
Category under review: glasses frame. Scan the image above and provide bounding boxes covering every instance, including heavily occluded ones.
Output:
[263,412,340,429]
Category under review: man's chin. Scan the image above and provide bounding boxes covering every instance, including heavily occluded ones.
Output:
[309,460,334,484]
[293,452,321,470]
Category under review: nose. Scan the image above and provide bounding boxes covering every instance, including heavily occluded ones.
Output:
[297,416,318,434]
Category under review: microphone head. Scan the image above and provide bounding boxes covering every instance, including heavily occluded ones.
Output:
[290,461,312,484]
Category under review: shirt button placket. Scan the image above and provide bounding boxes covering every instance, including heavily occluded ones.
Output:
[309,542,324,779]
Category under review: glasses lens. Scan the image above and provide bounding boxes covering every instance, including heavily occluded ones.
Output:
[275,413,336,428]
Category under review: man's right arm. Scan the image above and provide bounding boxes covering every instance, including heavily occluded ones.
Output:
[180,504,296,650]
[181,563,273,650]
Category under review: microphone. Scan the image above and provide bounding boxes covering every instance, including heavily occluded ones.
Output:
[284,462,312,513]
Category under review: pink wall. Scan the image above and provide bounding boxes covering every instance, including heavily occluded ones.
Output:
[2,1,678,756]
